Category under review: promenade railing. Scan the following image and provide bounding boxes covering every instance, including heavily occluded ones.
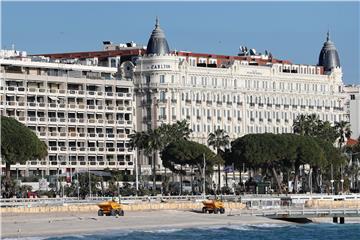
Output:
[1,194,360,208]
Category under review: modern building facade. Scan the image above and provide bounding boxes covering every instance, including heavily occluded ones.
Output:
[0,19,348,179]
[0,50,136,176]
[344,84,360,139]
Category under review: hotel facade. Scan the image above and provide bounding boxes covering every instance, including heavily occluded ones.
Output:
[0,19,347,178]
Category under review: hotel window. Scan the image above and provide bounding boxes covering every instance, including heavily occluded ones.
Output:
[159,91,166,100]
[160,75,165,84]
[171,75,174,83]
[160,107,166,117]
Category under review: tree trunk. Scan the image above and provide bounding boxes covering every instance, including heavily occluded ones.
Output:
[180,165,183,195]
[4,162,11,198]
[217,149,221,194]
[293,164,300,193]
[218,164,221,194]
[152,153,156,194]
[272,167,282,194]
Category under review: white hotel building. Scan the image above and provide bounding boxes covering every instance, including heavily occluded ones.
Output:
[0,19,347,177]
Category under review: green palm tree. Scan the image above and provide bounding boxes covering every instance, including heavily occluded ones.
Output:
[144,128,165,193]
[293,114,308,135]
[208,129,229,193]
[334,121,352,149]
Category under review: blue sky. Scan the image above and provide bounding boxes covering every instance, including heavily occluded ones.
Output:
[2,1,359,84]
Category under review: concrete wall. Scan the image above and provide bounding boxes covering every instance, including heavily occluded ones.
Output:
[0,202,246,214]
[305,199,360,208]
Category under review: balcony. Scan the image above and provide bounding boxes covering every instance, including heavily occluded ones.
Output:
[249,103,255,107]
[185,100,191,104]
[171,99,177,104]
[275,104,281,109]
[284,104,289,109]
[88,119,96,124]
[59,132,67,137]
[267,104,272,108]
[195,100,201,105]
[206,101,212,106]
[159,115,167,120]
[334,107,344,111]
[88,133,97,138]
[237,102,243,106]
[258,103,264,108]
[107,133,115,138]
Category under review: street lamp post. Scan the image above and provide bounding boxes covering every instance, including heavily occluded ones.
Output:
[88,165,92,198]
[331,164,334,194]
[203,153,206,198]
[16,163,20,182]
[77,170,80,200]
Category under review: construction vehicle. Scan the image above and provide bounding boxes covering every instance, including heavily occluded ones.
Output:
[202,199,225,214]
[97,198,125,216]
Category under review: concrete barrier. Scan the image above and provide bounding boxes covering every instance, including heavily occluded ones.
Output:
[305,199,360,208]
[0,201,246,214]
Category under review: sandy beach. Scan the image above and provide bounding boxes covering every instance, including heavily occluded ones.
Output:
[1,209,287,239]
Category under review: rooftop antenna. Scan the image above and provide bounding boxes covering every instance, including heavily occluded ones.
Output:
[155,16,159,28]
[327,30,330,41]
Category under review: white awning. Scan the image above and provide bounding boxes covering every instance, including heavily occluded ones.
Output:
[48,96,58,101]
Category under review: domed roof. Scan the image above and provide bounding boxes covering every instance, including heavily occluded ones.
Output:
[318,31,340,72]
[146,17,170,55]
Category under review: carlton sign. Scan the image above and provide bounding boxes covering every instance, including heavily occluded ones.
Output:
[147,64,171,70]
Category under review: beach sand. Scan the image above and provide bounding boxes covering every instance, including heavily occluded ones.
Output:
[1,209,287,238]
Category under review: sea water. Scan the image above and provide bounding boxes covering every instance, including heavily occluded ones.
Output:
[12,223,360,240]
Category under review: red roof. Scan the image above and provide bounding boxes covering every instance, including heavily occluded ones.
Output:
[346,138,359,146]
[31,49,290,66]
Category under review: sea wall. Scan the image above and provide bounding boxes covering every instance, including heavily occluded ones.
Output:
[0,201,246,214]
[305,199,360,208]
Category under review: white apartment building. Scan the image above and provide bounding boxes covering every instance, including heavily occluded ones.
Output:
[0,50,136,176]
[1,19,348,179]
[344,84,360,139]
